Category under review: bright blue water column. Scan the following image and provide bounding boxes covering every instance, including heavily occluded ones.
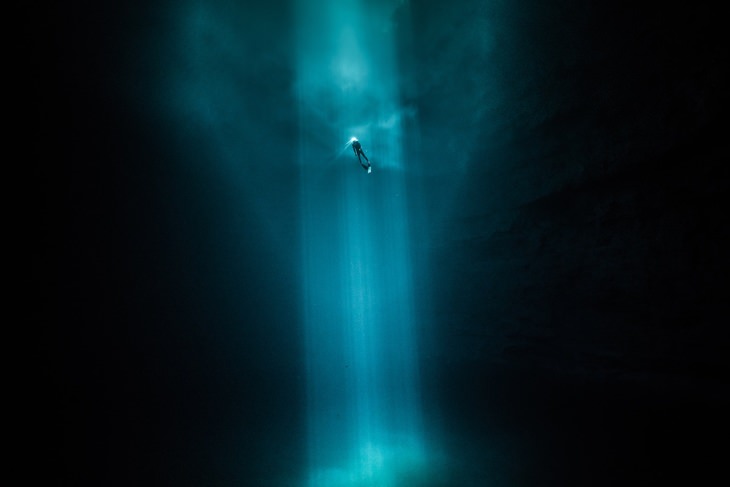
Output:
[296,1,427,485]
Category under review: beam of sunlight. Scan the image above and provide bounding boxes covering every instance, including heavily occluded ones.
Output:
[296,1,432,485]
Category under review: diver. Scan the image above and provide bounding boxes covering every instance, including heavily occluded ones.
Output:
[351,137,371,173]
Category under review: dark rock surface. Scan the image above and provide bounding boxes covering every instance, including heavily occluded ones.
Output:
[407,1,728,483]
[414,0,728,390]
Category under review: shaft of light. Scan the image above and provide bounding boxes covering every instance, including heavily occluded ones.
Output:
[296,1,427,485]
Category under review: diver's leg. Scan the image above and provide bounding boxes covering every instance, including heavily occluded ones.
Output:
[361,152,371,172]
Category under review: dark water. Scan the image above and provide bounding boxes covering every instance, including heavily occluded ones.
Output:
[36,1,727,485]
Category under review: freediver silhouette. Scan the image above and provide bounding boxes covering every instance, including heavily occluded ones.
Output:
[350,137,371,173]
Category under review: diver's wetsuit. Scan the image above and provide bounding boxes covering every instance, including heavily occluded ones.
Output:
[352,140,371,171]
